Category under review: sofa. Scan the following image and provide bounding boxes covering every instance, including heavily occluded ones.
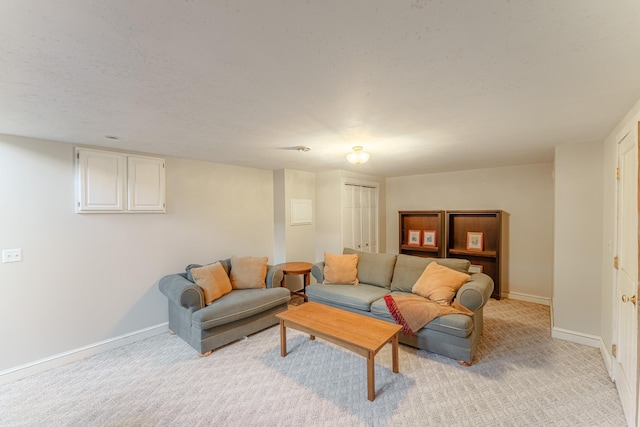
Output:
[159,258,291,356]
[308,249,494,364]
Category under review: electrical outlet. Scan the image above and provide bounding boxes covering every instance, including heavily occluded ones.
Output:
[2,249,22,263]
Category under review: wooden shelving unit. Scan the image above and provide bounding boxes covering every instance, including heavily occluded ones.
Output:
[397,209,508,300]
[445,210,508,300]
[398,210,445,258]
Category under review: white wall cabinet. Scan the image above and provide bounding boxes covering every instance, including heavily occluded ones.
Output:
[127,155,166,211]
[76,148,165,213]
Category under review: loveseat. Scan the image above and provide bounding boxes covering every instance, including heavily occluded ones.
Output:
[159,258,290,356]
[308,249,494,364]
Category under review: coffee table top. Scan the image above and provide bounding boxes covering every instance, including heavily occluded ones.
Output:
[276,302,401,353]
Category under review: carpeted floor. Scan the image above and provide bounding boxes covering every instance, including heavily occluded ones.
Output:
[0,299,627,426]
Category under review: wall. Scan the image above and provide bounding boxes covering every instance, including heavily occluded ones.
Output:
[553,140,604,338]
[273,169,316,291]
[386,163,554,301]
[315,170,387,261]
[0,135,275,377]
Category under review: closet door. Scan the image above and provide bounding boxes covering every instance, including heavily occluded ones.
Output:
[341,183,379,253]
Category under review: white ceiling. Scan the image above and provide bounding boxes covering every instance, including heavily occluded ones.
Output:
[2,1,640,177]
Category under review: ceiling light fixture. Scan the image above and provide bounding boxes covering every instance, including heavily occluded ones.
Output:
[346,146,369,165]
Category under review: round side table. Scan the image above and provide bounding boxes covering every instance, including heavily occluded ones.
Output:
[276,262,313,302]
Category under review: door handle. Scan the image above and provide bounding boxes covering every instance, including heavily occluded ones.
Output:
[622,295,637,305]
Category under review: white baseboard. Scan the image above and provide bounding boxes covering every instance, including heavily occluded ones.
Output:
[0,322,168,386]
[504,291,551,306]
[598,338,614,379]
[551,326,601,348]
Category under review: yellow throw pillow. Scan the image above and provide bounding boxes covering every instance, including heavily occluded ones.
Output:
[230,256,268,289]
[191,262,233,305]
[412,262,471,305]
[323,252,359,285]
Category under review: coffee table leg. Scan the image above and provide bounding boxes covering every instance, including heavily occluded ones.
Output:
[392,333,399,373]
[367,351,375,401]
[279,320,287,357]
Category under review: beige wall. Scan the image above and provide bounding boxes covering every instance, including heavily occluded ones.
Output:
[0,135,275,372]
[553,141,604,337]
[273,169,316,290]
[386,163,555,300]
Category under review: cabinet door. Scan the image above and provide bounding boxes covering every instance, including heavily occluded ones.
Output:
[76,148,125,212]
[127,156,166,212]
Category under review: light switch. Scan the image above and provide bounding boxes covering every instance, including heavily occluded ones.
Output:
[2,249,22,263]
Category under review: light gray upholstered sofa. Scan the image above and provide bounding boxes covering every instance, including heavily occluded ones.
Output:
[159,259,290,356]
[308,249,494,364]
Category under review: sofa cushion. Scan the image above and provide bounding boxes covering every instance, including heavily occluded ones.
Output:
[306,283,389,312]
[343,248,397,289]
[230,256,268,289]
[191,262,233,305]
[390,255,471,293]
[323,252,359,285]
[191,288,291,329]
[412,262,470,305]
[370,296,473,338]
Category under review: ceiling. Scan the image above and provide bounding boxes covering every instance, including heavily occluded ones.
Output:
[1,1,640,178]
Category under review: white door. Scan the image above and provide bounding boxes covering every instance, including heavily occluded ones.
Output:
[615,126,638,426]
[341,183,379,252]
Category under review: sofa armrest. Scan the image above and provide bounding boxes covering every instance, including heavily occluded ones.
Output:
[159,273,204,310]
[266,265,284,288]
[456,273,494,311]
[311,262,325,283]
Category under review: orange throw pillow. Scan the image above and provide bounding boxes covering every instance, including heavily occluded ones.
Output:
[191,262,233,305]
[230,256,268,289]
[412,262,470,305]
[323,252,359,285]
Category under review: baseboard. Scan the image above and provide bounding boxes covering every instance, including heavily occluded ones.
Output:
[504,291,551,306]
[551,326,601,348]
[599,338,614,379]
[0,322,168,386]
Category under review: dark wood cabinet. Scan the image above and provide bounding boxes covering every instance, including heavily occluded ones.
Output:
[445,210,507,300]
[398,210,508,300]
[398,210,445,258]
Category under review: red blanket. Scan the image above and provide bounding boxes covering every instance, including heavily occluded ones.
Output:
[384,294,473,336]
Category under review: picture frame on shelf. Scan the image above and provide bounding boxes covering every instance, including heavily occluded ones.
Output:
[466,231,484,251]
[407,229,421,246]
[422,230,436,247]
[469,264,484,274]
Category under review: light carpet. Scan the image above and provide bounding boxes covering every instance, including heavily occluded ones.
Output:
[0,299,627,426]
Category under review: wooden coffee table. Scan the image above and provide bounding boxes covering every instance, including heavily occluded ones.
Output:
[275,302,402,401]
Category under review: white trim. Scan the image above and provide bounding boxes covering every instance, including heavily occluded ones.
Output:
[599,337,614,379]
[551,327,601,348]
[0,322,168,385]
[504,291,551,306]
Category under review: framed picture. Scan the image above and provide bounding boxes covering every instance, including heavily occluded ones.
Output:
[407,229,421,246]
[466,232,484,251]
[422,230,436,247]
[469,264,484,274]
